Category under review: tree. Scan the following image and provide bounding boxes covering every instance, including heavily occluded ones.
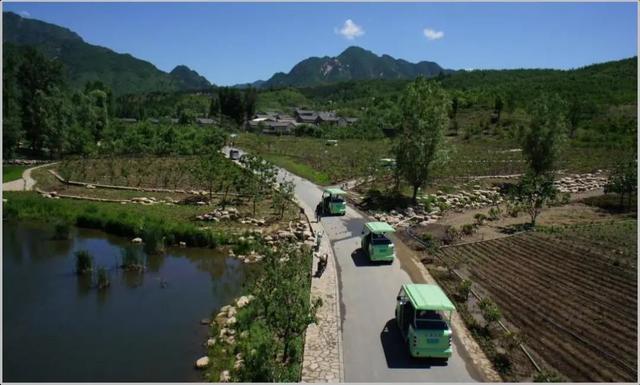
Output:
[393,77,450,202]
[17,47,64,154]
[510,172,557,226]
[606,157,637,209]
[512,93,567,226]
[240,154,277,216]
[218,87,245,125]
[198,152,223,199]
[521,93,568,177]
[493,94,503,123]
[243,87,258,125]
[272,180,295,219]
[3,49,23,158]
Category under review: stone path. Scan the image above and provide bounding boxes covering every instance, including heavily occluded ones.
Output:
[299,201,344,382]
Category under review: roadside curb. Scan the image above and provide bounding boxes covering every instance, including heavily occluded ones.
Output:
[299,197,344,383]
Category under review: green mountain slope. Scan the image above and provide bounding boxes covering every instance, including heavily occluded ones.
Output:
[262,46,450,88]
[2,12,211,95]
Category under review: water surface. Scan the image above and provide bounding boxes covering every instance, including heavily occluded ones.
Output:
[3,222,248,382]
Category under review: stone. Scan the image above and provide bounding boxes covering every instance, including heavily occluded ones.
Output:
[195,356,209,369]
[179,241,186,247]
[200,318,211,325]
[219,370,231,382]
[131,237,143,244]
[225,316,237,326]
[196,201,206,206]
[86,184,96,189]
[236,295,252,308]
[207,338,216,347]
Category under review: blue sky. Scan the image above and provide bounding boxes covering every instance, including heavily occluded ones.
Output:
[4,2,637,85]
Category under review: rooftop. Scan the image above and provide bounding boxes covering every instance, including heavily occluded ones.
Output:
[404,284,455,312]
[365,221,396,234]
[324,187,347,195]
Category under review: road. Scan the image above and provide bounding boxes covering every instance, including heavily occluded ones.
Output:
[2,162,54,192]
[225,147,480,382]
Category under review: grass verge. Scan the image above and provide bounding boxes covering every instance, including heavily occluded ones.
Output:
[3,165,28,183]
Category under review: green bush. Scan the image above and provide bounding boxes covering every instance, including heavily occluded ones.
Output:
[142,224,165,255]
[462,223,477,236]
[456,279,472,302]
[75,250,93,275]
[444,226,460,244]
[474,213,487,226]
[121,246,145,272]
[488,207,501,220]
[420,233,440,254]
[479,298,502,326]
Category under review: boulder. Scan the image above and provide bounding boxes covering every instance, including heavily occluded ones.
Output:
[225,316,237,326]
[195,356,209,369]
[131,237,143,244]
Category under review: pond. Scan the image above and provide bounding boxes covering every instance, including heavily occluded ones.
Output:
[3,221,249,382]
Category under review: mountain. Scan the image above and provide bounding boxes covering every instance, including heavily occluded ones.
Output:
[169,65,211,90]
[261,46,451,88]
[2,12,211,95]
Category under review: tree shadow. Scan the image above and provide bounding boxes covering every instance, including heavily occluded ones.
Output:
[379,319,449,369]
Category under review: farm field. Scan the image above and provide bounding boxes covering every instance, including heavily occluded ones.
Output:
[434,220,637,382]
[236,133,619,186]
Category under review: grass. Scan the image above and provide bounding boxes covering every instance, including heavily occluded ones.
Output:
[3,192,259,248]
[262,154,331,185]
[3,165,28,183]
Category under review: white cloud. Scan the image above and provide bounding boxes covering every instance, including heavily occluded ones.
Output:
[336,19,365,40]
[423,28,444,41]
[19,11,31,18]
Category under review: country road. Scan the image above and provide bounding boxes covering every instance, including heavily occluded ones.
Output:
[225,147,480,382]
[2,163,55,192]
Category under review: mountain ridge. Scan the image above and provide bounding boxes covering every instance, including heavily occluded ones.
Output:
[2,11,211,95]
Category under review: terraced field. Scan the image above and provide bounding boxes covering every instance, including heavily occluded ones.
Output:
[436,222,637,382]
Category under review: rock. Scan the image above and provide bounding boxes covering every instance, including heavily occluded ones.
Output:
[239,331,249,339]
[236,295,252,308]
[207,338,216,347]
[233,359,244,370]
[196,201,206,206]
[179,241,187,247]
[219,370,231,382]
[225,316,237,326]
[195,356,209,369]
[227,307,237,317]
[86,184,96,189]
[200,318,211,325]
[131,237,143,244]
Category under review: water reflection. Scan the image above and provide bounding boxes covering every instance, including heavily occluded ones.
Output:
[3,221,248,382]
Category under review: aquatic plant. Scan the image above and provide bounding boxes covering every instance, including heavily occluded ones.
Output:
[96,266,110,289]
[75,250,93,275]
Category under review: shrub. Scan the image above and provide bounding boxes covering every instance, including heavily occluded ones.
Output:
[420,233,440,254]
[479,298,502,326]
[52,219,71,240]
[96,266,110,290]
[493,352,512,374]
[121,246,145,272]
[462,223,476,236]
[75,250,93,275]
[444,226,460,244]
[456,279,472,302]
[488,207,501,220]
[142,224,165,255]
[507,203,521,217]
[474,213,487,226]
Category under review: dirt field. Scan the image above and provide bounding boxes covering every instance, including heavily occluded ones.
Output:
[434,222,637,382]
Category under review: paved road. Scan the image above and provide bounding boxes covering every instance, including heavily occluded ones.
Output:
[225,147,479,382]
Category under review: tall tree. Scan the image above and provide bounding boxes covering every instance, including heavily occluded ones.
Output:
[393,77,450,202]
[3,47,23,158]
[513,93,568,226]
[17,47,64,153]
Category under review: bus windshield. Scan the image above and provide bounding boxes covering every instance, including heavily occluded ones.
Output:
[415,310,449,330]
[371,233,391,245]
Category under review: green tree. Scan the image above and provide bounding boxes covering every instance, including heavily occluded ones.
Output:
[3,49,23,158]
[240,154,277,216]
[510,172,557,227]
[521,93,568,177]
[606,157,637,209]
[272,180,296,219]
[393,77,450,202]
[17,47,64,154]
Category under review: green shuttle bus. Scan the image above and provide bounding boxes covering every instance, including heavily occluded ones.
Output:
[320,187,347,216]
[361,221,396,262]
[395,283,455,359]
